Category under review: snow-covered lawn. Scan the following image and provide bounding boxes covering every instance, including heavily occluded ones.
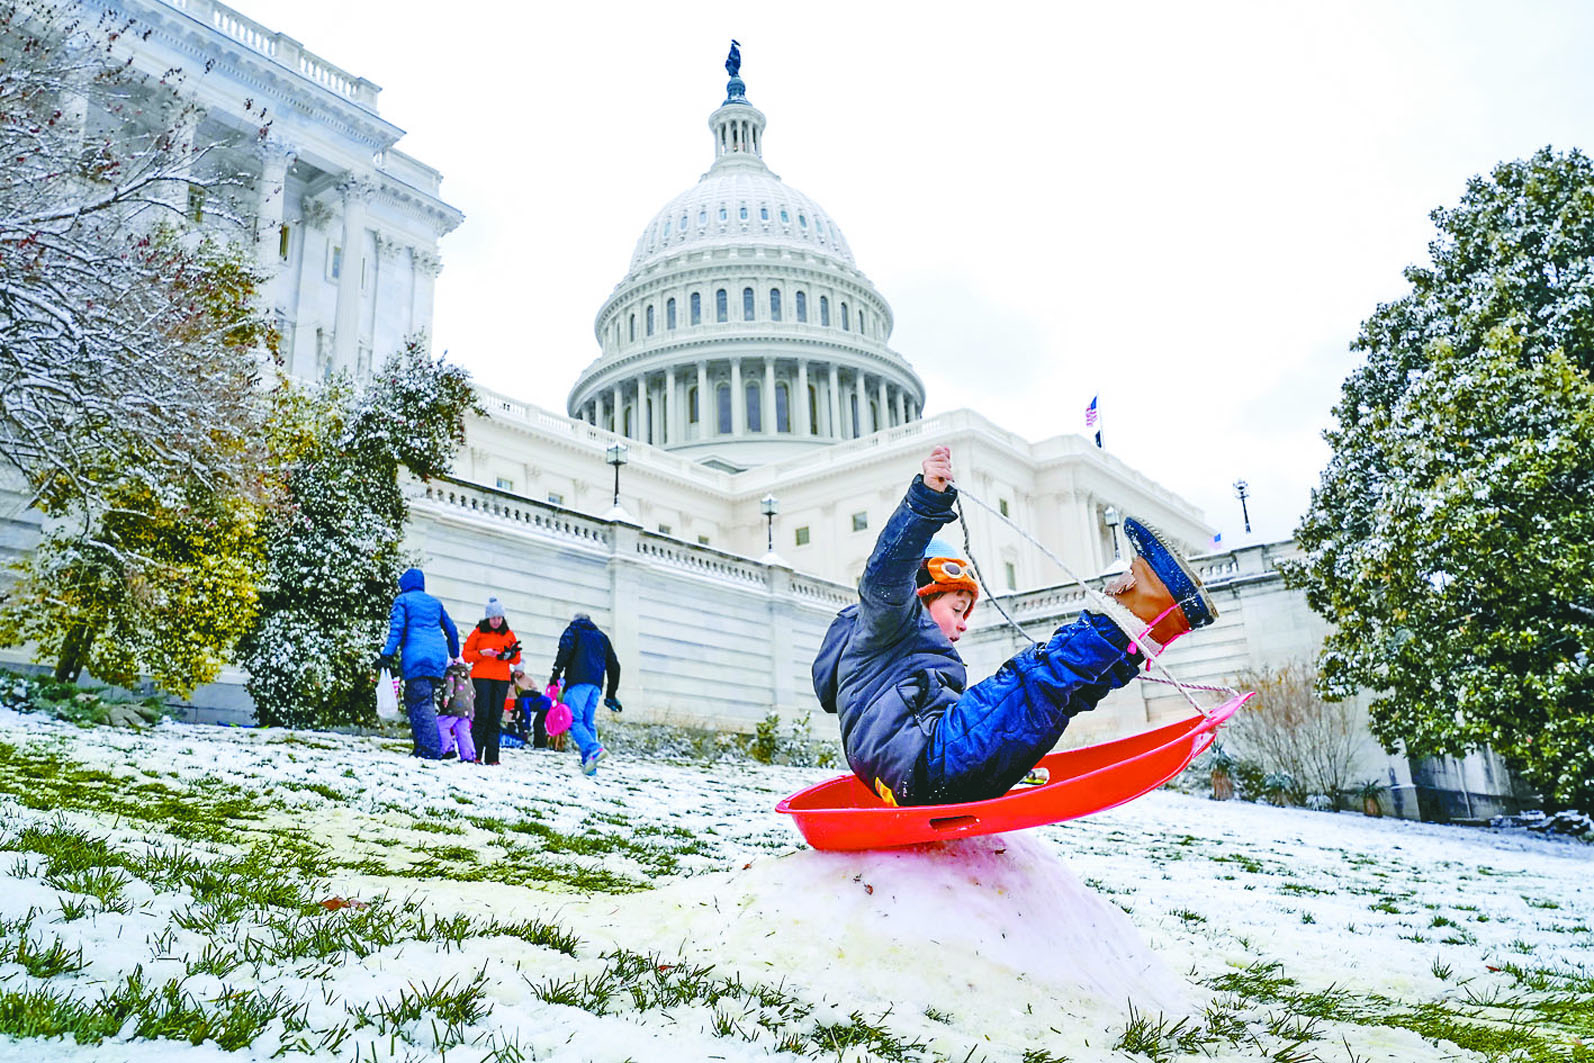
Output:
[0,710,1587,1062]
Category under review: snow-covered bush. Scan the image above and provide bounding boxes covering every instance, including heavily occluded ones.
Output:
[0,667,169,728]
[239,340,478,729]
[1490,810,1593,842]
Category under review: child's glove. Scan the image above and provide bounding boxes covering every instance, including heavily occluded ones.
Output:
[375,654,398,673]
[604,696,623,713]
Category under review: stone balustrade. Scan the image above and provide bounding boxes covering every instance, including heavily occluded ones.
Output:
[407,475,855,731]
[420,479,610,550]
[162,0,380,109]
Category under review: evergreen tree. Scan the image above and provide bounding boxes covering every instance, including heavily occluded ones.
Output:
[1289,147,1594,809]
[241,339,478,729]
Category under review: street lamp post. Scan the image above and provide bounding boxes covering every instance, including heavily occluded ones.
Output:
[1233,479,1252,535]
[760,493,779,553]
[1103,506,1121,560]
[606,442,629,507]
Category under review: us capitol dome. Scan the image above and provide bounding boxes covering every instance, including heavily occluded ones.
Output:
[567,51,925,471]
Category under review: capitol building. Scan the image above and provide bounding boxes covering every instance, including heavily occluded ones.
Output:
[1,2,1519,820]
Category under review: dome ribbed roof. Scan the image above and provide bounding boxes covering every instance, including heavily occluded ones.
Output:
[627,167,855,273]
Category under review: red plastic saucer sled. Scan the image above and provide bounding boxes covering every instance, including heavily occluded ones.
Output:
[778,692,1251,851]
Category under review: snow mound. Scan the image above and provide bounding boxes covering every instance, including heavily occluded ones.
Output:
[587,831,1189,1022]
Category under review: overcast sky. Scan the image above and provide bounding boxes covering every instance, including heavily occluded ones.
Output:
[233,0,1594,543]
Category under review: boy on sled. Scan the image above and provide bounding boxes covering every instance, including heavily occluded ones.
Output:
[811,445,1218,808]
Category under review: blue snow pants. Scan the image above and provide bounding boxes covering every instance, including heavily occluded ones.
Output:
[564,682,603,761]
[405,675,443,759]
[917,612,1142,805]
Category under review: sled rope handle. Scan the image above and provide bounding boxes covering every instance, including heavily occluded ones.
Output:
[953,487,1233,715]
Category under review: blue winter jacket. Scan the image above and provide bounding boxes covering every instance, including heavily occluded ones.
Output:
[812,476,1139,806]
[381,568,461,680]
[550,616,620,697]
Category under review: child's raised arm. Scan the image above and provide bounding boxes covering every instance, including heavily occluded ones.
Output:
[922,445,953,492]
[852,446,960,648]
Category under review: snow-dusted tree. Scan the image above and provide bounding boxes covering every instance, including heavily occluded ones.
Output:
[0,232,273,692]
[1227,661,1367,808]
[0,0,271,514]
[0,2,279,691]
[1288,147,1594,809]
[241,339,479,729]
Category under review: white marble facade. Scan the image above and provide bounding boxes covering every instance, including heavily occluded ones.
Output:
[108,0,462,382]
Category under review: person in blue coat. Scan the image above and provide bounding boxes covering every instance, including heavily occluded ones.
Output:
[812,445,1218,807]
[378,567,461,759]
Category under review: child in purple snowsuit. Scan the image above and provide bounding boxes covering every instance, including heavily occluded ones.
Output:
[436,661,477,763]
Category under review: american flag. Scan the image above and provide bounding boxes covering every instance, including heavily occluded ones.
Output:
[1084,395,1099,429]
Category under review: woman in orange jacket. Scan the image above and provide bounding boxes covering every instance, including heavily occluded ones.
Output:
[462,597,521,765]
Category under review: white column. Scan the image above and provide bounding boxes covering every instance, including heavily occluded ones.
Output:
[827,363,841,438]
[666,367,678,444]
[696,361,708,439]
[764,358,776,434]
[730,359,744,435]
[333,177,372,376]
[635,373,648,440]
[255,143,295,269]
[896,387,908,427]
[649,376,661,444]
[411,248,440,344]
[610,383,622,435]
[876,377,888,433]
[796,360,810,436]
[165,107,201,215]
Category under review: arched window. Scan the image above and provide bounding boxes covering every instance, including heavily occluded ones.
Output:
[690,292,701,325]
[646,305,655,336]
[795,291,807,323]
[808,385,819,435]
[739,205,748,220]
[776,382,790,432]
[849,392,860,439]
[780,208,790,223]
[745,380,762,432]
[760,206,769,221]
[716,384,731,433]
[742,287,755,321]
[688,386,699,424]
[858,308,866,334]
[666,298,677,330]
[841,302,850,331]
[716,289,728,322]
[623,404,633,437]
[819,296,830,327]
[698,210,707,225]
[718,206,727,222]
[628,314,635,342]
[770,289,782,321]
